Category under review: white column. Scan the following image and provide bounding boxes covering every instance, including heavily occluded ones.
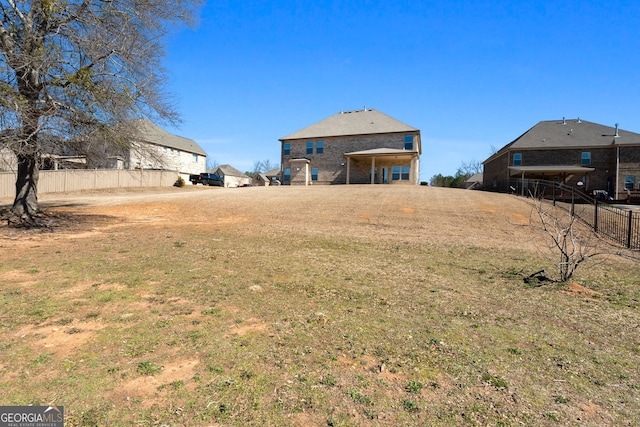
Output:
[305,163,310,186]
[346,158,351,184]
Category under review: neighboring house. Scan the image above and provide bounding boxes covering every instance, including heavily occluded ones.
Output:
[254,168,281,186]
[279,108,422,185]
[483,118,640,199]
[0,119,207,178]
[465,173,483,189]
[210,164,252,187]
[126,119,207,177]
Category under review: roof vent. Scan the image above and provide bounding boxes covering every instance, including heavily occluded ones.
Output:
[562,117,566,125]
[615,123,619,137]
[363,105,367,111]
[577,117,581,123]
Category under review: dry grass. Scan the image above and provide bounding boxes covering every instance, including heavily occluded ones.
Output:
[0,185,638,426]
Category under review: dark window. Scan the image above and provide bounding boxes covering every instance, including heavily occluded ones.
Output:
[306,141,313,155]
[404,135,414,150]
[284,168,291,181]
[392,166,400,180]
[625,176,635,190]
[316,141,324,154]
[391,166,410,181]
[581,152,591,165]
[311,167,319,181]
[513,153,522,166]
[401,166,410,180]
[283,143,291,156]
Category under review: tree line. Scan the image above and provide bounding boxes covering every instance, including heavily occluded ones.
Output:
[429,160,482,188]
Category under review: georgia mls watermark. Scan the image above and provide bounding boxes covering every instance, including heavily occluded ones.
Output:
[0,406,63,427]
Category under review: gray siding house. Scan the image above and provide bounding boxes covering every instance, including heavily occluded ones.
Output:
[279,108,422,185]
[483,118,640,199]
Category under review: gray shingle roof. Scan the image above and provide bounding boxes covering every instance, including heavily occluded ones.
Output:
[134,119,207,156]
[213,164,249,178]
[500,119,640,151]
[280,109,418,140]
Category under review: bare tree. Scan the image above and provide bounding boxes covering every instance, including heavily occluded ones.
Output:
[0,0,202,225]
[527,197,637,283]
[458,160,483,176]
[206,158,219,171]
[251,159,279,176]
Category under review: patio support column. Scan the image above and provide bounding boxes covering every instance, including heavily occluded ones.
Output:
[370,157,376,184]
[411,155,418,184]
[346,158,351,184]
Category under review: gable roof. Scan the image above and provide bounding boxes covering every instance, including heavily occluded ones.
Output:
[497,119,640,152]
[280,109,418,140]
[212,164,249,178]
[264,168,281,177]
[133,119,207,156]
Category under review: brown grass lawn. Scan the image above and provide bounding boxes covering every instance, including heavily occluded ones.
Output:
[0,185,639,426]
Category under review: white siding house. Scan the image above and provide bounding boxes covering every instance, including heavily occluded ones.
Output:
[127,119,207,177]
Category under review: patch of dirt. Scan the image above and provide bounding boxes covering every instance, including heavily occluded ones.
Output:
[13,319,107,363]
[112,358,200,409]
[224,317,269,338]
[564,282,603,297]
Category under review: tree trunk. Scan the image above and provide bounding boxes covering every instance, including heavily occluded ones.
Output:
[10,153,40,222]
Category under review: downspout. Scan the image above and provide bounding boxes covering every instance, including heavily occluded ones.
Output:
[616,145,620,198]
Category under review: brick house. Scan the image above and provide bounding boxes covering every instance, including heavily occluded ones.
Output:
[483,118,640,199]
[279,108,422,185]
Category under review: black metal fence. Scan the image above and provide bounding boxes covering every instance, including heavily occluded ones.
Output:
[479,179,640,250]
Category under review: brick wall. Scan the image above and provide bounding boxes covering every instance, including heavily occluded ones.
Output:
[484,147,624,193]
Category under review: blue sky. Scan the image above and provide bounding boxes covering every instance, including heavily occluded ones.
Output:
[163,0,640,181]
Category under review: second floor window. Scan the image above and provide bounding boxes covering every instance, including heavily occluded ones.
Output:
[306,142,313,155]
[404,135,414,150]
[283,143,291,156]
[513,153,522,166]
[316,141,324,154]
[581,152,591,165]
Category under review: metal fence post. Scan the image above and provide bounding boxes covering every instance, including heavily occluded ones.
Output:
[628,210,634,249]
[594,200,598,233]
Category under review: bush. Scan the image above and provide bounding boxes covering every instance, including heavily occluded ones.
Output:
[174,176,186,187]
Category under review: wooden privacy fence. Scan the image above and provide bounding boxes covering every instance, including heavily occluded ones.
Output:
[0,169,179,199]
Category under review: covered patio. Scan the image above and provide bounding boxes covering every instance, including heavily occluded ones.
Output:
[509,165,595,195]
[344,148,420,185]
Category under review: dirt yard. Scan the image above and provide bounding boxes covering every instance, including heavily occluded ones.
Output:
[1,184,538,249]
